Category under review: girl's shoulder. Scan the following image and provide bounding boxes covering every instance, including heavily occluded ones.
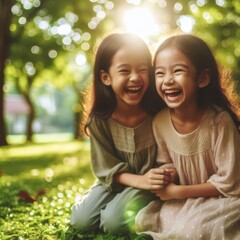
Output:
[89,115,106,127]
[209,105,238,130]
[210,105,231,120]
[153,108,169,125]
[88,116,111,136]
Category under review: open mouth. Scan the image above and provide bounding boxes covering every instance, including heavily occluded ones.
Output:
[164,89,182,98]
[124,86,142,95]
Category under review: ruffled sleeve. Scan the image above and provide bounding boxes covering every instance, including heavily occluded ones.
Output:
[89,117,129,192]
[208,111,240,197]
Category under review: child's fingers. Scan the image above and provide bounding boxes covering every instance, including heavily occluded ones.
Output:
[150,179,169,185]
[151,168,172,176]
[150,169,171,181]
[164,168,174,173]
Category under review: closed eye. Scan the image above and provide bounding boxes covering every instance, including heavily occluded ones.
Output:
[174,68,186,75]
[173,64,188,74]
[155,70,164,77]
[139,68,148,72]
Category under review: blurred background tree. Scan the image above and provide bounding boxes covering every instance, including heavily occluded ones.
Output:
[0,0,239,146]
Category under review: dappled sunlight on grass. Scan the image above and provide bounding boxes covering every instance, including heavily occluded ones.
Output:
[0,140,145,239]
[0,140,89,159]
[7,133,75,145]
[0,140,95,239]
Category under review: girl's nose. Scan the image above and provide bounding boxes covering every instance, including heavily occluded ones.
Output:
[164,73,174,85]
[129,72,139,81]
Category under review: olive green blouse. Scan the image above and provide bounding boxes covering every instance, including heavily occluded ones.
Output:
[88,115,157,192]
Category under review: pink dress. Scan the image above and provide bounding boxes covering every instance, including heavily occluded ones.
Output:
[136,106,240,240]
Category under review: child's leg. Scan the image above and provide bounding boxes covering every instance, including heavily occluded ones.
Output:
[100,187,156,233]
[70,184,115,231]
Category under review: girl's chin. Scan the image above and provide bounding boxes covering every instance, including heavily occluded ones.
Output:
[164,101,183,109]
[120,97,143,106]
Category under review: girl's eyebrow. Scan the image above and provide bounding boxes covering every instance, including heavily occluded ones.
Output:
[155,64,189,69]
[116,63,148,69]
[173,63,189,68]
[155,66,164,70]
[116,64,129,69]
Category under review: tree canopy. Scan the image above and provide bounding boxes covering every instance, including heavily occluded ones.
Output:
[0,0,239,146]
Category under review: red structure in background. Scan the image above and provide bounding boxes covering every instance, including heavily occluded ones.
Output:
[4,95,29,114]
[4,95,29,134]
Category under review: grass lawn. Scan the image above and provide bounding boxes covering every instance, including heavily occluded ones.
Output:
[0,138,149,240]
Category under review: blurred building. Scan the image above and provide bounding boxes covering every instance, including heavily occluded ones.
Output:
[4,94,29,134]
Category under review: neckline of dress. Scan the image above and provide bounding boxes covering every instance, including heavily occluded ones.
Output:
[109,115,151,129]
[168,107,210,136]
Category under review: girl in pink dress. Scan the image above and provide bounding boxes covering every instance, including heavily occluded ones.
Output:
[136,34,240,240]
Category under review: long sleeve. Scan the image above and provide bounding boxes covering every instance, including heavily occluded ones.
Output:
[89,117,129,192]
[208,111,240,197]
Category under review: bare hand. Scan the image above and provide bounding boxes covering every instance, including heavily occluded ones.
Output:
[140,168,173,190]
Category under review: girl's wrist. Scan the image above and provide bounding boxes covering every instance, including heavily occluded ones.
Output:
[132,174,144,189]
[134,175,141,189]
[176,185,185,199]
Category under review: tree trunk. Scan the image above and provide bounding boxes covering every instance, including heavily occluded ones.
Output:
[74,91,84,140]
[23,93,35,142]
[72,83,85,140]
[0,0,14,146]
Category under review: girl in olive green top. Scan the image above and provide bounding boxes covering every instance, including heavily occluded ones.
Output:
[70,33,174,233]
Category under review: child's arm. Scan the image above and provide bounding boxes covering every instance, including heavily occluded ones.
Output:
[114,168,173,191]
[154,182,221,200]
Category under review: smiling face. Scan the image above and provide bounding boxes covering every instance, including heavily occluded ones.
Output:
[155,47,201,111]
[101,46,150,108]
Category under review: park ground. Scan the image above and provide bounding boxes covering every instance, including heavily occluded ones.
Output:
[0,135,149,240]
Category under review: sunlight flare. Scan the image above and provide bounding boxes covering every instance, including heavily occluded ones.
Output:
[123,7,159,39]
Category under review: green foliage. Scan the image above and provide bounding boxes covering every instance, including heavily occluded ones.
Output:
[7,0,110,90]
[3,0,240,146]
[183,0,240,83]
[0,141,149,240]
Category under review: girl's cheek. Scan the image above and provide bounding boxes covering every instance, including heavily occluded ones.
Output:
[155,78,162,88]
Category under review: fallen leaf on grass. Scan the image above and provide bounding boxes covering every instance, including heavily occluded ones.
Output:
[19,190,36,203]
[18,188,46,203]
[36,188,46,198]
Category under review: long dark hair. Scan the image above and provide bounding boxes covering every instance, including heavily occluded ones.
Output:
[85,33,164,131]
[153,34,240,130]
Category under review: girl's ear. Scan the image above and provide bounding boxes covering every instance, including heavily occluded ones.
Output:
[198,69,210,88]
[100,70,111,86]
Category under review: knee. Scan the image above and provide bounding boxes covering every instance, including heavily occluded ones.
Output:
[100,207,130,233]
[100,189,154,233]
[100,209,121,233]
[70,202,98,231]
